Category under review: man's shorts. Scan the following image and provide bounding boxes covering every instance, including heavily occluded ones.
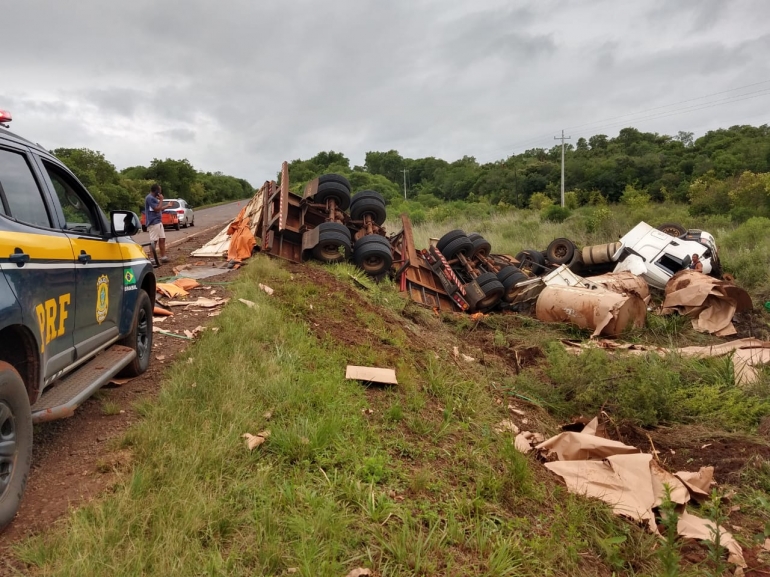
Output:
[148,222,165,242]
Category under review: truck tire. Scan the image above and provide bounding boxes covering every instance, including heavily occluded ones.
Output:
[318,173,351,192]
[437,229,467,252]
[497,266,529,302]
[312,222,352,263]
[117,289,153,378]
[657,222,686,237]
[315,181,351,212]
[350,191,387,225]
[469,236,492,259]
[515,249,546,267]
[475,271,504,311]
[0,361,32,531]
[353,235,393,276]
[546,238,576,265]
[441,235,473,260]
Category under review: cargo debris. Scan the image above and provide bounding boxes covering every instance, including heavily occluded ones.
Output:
[345,366,398,385]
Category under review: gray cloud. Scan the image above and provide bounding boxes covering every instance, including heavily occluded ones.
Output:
[2,0,769,185]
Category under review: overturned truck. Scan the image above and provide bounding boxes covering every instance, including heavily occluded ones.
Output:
[195,165,723,321]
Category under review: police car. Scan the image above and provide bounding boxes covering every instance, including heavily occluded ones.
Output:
[0,110,156,529]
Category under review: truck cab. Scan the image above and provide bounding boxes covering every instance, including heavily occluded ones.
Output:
[615,222,721,289]
[0,110,156,529]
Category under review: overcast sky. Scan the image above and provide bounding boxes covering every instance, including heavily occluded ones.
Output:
[2,0,769,185]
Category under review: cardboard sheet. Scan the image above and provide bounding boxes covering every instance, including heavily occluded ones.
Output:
[587,271,650,301]
[677,510,746,568]
[537,417,745,567]
[535,285,646,337]
[536,431,640,461]
[662,270,753,336]
[345,366,398,385]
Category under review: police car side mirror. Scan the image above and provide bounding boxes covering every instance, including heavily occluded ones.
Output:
[111,210,141,237]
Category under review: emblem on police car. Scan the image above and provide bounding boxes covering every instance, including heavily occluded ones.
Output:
[96,275,109,324]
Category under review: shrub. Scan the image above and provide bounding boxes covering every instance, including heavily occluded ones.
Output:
[541,204,571,223]
[564,191,579,209]
[529,192,553,210]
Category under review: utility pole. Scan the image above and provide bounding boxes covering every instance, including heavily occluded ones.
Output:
[402,168,409,200]
[554,129,571,207]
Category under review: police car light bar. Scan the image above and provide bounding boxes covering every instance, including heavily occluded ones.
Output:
[0,110,12,126]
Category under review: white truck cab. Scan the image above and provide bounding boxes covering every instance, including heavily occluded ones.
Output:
[612,222,720,289]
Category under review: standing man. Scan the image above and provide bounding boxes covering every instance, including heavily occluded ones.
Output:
[145,183,171,263]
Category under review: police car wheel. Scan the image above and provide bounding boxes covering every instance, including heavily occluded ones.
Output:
[117,290,153,378]
[0,361,32,531]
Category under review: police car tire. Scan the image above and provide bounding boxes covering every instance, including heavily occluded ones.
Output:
[118,290,153,378]
[0,361,32,531]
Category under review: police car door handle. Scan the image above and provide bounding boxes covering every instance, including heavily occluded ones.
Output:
[78,251,92,263]
[9,249,30,266]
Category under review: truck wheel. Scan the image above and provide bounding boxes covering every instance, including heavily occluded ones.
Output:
[117,289,153,378]
[515,249,546,267]
[437,230,467,252]
[469,236,492,259]
[475,272,504,311]
[315,182,352,212]
[319,173,351,192]
[353,235,393,275]
[441,235,473,260]
[350,191,387,225]
[546,238,576,265]
[498,266,529,302]
[0,361,32,531]
[312,222,352,263]
[657,222,686,237]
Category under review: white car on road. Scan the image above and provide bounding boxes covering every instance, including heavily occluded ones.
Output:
[164,198,195,228]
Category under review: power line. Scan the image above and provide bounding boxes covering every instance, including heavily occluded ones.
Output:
[563,78,770,132]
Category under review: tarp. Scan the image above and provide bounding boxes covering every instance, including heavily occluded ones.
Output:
[535,285,646,337]
[191,187,265,258]
[226,208,257,261]
[661,270,753,336]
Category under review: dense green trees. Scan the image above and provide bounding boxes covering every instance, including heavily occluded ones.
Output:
[287,124,770,220]
[53,148,253,212]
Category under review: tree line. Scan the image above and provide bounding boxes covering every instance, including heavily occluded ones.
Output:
[287,124,770,222]
[54,148,253,213]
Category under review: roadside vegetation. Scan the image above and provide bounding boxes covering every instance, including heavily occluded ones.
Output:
[14,247,770,575]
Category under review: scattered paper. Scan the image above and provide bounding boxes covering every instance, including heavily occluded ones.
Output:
[259,283,274,296]
[515,431,544,453]
[494,420,520,435]
[156,355,166,361]
[675,466,714,500]
[344,569,371,577]
[536,432,639,461]
[172,277,201,291]
[108,377,133,387]
[677,510,746,568]
[242,430,270,451]
[239,298,256,308]
[156,283,188,298]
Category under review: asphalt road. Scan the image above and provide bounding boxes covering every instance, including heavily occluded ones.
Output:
[132,200,246,246]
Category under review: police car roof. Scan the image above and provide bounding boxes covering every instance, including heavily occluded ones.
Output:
[0,126,51,155]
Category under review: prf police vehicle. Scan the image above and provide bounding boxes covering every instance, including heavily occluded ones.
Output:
[0,110,156,529]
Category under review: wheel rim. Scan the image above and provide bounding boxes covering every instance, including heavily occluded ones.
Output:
[136,307,149,360]
[362,254,387,274]
[477,290,502,309]
[661,227,681,237]
[0,401,16,498]
[319,242,345,261]
[553,244,569,259]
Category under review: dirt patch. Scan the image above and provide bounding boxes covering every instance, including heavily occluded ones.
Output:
[0,228,237,553]
[616,423,770,484]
